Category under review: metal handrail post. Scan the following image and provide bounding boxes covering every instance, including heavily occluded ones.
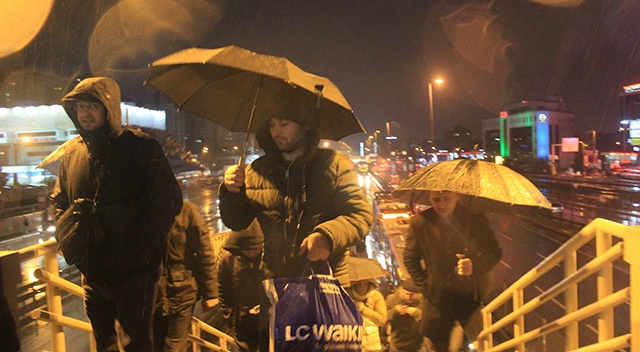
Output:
[596,229,614,343]
[191,319,201,352]
[623,231,640,352]
[513,289,524,352]
[564,248,578,350]
[482,309,493,350]
[43,251,65,352]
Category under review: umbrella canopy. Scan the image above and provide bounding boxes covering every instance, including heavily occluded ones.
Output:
[37,125,204,174]
[349,257,389,282]
[145,45,365,141]
[391,159,552,212]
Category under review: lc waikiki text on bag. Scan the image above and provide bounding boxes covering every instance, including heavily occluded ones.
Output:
[264,270,364,352]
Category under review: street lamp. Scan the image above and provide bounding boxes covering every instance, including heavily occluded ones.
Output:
[428,78,444,151]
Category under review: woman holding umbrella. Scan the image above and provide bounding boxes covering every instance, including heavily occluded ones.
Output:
[403,190,502,352]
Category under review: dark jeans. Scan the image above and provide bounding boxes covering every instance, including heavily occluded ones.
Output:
[421,292,480,352]
[83,271,158,352]
[153,304,194,352]
[258,286,270,352]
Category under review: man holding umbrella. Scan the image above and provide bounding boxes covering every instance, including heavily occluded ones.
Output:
[403,190,502,352]
[219,88,373,351]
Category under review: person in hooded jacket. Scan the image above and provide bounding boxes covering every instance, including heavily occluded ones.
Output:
[218,224,264,352]
[403,191,502,352]
[153,200,219,352]
[51,77,183,351]
[219,88,373,351]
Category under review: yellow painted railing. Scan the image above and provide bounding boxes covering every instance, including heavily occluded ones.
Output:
[477,218,640,351]
[6,238,236,352]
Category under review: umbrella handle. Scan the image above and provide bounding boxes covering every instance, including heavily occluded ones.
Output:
[239,76,264,166]
[313,84,324,129]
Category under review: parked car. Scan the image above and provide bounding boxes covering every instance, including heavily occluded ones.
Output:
[548,197,564,214]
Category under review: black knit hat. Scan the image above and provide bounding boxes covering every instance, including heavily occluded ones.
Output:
[224,227,263,252]
[261,88,316,127]
[401,278,421,293]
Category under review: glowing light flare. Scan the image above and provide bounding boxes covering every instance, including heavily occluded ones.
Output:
[0,0,54,59]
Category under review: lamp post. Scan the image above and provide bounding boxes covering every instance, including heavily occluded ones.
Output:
[428,78,444,151]
[386,121,392,156]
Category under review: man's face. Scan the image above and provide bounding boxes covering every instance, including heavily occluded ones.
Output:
[268,118,308,153]
[428,191,460,217]
[74,100,107,131]
[400,288,422,303]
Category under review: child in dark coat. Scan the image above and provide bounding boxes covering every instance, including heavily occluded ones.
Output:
[218,225,264,352]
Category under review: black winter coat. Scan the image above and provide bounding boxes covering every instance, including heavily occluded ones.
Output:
[403,206,502,305]
[51,77,183,278]
[157,201,218,314]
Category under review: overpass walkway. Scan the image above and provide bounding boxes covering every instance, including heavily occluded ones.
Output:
[2,217,639,351]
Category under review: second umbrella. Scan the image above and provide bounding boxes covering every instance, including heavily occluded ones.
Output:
[349,257,389,282]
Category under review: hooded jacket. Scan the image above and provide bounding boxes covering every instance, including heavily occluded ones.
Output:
[51,77,183,277]
[218,120,373,287]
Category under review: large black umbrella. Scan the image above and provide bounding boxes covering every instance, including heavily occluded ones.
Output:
[145,45,366,147]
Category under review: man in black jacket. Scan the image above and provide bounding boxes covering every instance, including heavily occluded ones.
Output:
[219,88,373,351]
[51,77,183,351]
[404,191,502,351]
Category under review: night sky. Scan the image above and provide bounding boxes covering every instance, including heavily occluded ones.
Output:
[3,0,640,148]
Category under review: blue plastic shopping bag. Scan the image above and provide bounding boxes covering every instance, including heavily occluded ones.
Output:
[263,273,363,352]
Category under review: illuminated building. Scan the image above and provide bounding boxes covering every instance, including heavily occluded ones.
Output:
[481,95,575,167]
[620,82,640,151]
[0,103,166,185]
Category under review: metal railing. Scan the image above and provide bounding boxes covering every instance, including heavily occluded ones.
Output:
[477,218,639,351]
[2,238,236,352]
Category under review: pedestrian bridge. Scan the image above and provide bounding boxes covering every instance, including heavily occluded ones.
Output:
[1,218,638,351]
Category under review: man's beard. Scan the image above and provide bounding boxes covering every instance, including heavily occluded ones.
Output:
[276,137,306,154]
